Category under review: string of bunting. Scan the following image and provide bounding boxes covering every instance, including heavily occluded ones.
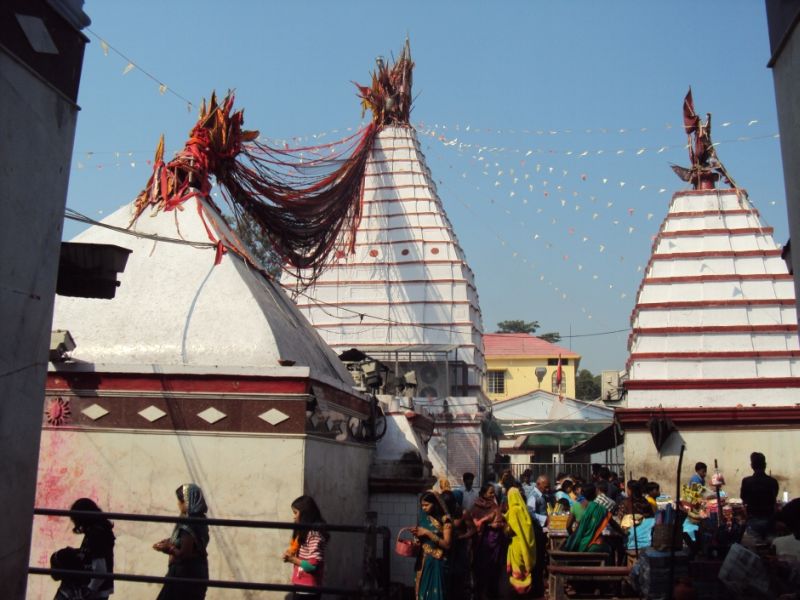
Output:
[75,31,782,326]
[420,118,768,136]
[419,129,784,320]
[86,27,195,112]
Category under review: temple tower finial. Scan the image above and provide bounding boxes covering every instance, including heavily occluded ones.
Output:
[671,87,737,190]
[356,40,414,127]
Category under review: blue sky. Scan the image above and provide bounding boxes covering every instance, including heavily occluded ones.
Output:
[66,1,786,373]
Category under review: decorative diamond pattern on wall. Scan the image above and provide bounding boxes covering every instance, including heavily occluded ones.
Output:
[139,405,167,423]
[82,403,109,421]
[259,408,290,426]
[197,407,227,424]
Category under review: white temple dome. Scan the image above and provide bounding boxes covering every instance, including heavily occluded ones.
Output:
[53,197,354,388]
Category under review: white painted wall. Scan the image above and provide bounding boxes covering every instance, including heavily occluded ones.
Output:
[303,437,373,592]
[638,280,794,303]
[626,387,800,408]
[368,493,420,587]
[648,256,787,277]
[668,191,751,213]
[628,358,800,384]
[634,306,797,328]
[623,428,797,500]
[653,233,778,253]
[30,430,307,599]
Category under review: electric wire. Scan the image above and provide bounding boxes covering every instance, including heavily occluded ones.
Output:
[64,208,631,339]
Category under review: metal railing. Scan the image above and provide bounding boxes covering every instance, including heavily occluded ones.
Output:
[31,508,391,598]
[489,462,625,484]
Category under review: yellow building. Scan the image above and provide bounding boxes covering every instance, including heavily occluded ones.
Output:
[483,333,581,401]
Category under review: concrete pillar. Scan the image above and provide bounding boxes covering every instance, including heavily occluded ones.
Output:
[0,1,88,596]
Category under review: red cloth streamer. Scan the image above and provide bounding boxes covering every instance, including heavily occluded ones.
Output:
[556,354,563,388]
[131,91,378,284]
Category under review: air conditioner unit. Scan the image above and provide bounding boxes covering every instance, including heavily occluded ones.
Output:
[412,362,449,398]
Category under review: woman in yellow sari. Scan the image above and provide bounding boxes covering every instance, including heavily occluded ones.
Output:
[504,487,536,595]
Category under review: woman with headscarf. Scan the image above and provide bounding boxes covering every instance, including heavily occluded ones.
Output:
[68,498,115,599]
[411,491,452,600]
[504,487,536,595]
[153,483,210,600]
[470,483,506,599]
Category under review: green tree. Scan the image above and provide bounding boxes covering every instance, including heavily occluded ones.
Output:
[224,215,282,279]
[575,369,601,401]
[537,332,562,343]
[497,319,539,334]
[496,320,561,343]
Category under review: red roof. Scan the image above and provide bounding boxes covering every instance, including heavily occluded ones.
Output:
[483,333,580,358]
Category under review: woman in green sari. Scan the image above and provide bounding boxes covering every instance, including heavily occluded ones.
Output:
[563,484,613,554]
[411,491,453,600]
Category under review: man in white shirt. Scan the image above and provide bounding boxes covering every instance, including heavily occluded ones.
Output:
[526,475,550,526]
[459,472,479,511]
[520,469,536,501]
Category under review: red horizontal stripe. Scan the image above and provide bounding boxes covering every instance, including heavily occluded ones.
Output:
[630,350,800,360]
[364,184,437,192]
[367,157,422,165]
[292,279,472,289]
[356,225,452,233]
[616,405,800,429]
[371,145,419,153]
[47,372,311,394]
[296,300,471,307]
[650,249,782,260]
[322,259,465,268]
[365,170,428,177]
[625,377,800,390]
[310,321,477,328]
[363,197,442,205]
[290,278,476,290]
[631,324,798,335]
[643,273,792,284]
[350,239,456,247]
[668,209,758,218]
[635,299,795,310]
[296,299,473,308]
[361,211,441,220]
[673,189,750,198]
[327,342,479,349]
[660,227,773,237]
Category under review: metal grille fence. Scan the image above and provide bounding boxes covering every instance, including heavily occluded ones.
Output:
[30,507,390,598]
[490,462,625,484]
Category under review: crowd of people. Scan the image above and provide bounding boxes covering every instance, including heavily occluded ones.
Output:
[408,451,799,599]
[47,452,799,599]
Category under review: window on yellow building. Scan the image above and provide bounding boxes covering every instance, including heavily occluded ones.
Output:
[551,371,566,395]
[487,370,506,394]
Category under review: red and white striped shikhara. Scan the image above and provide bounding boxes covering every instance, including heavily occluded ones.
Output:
[130,42,415,285]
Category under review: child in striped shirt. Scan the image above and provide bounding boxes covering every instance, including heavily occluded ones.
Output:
[283,495,329,600]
